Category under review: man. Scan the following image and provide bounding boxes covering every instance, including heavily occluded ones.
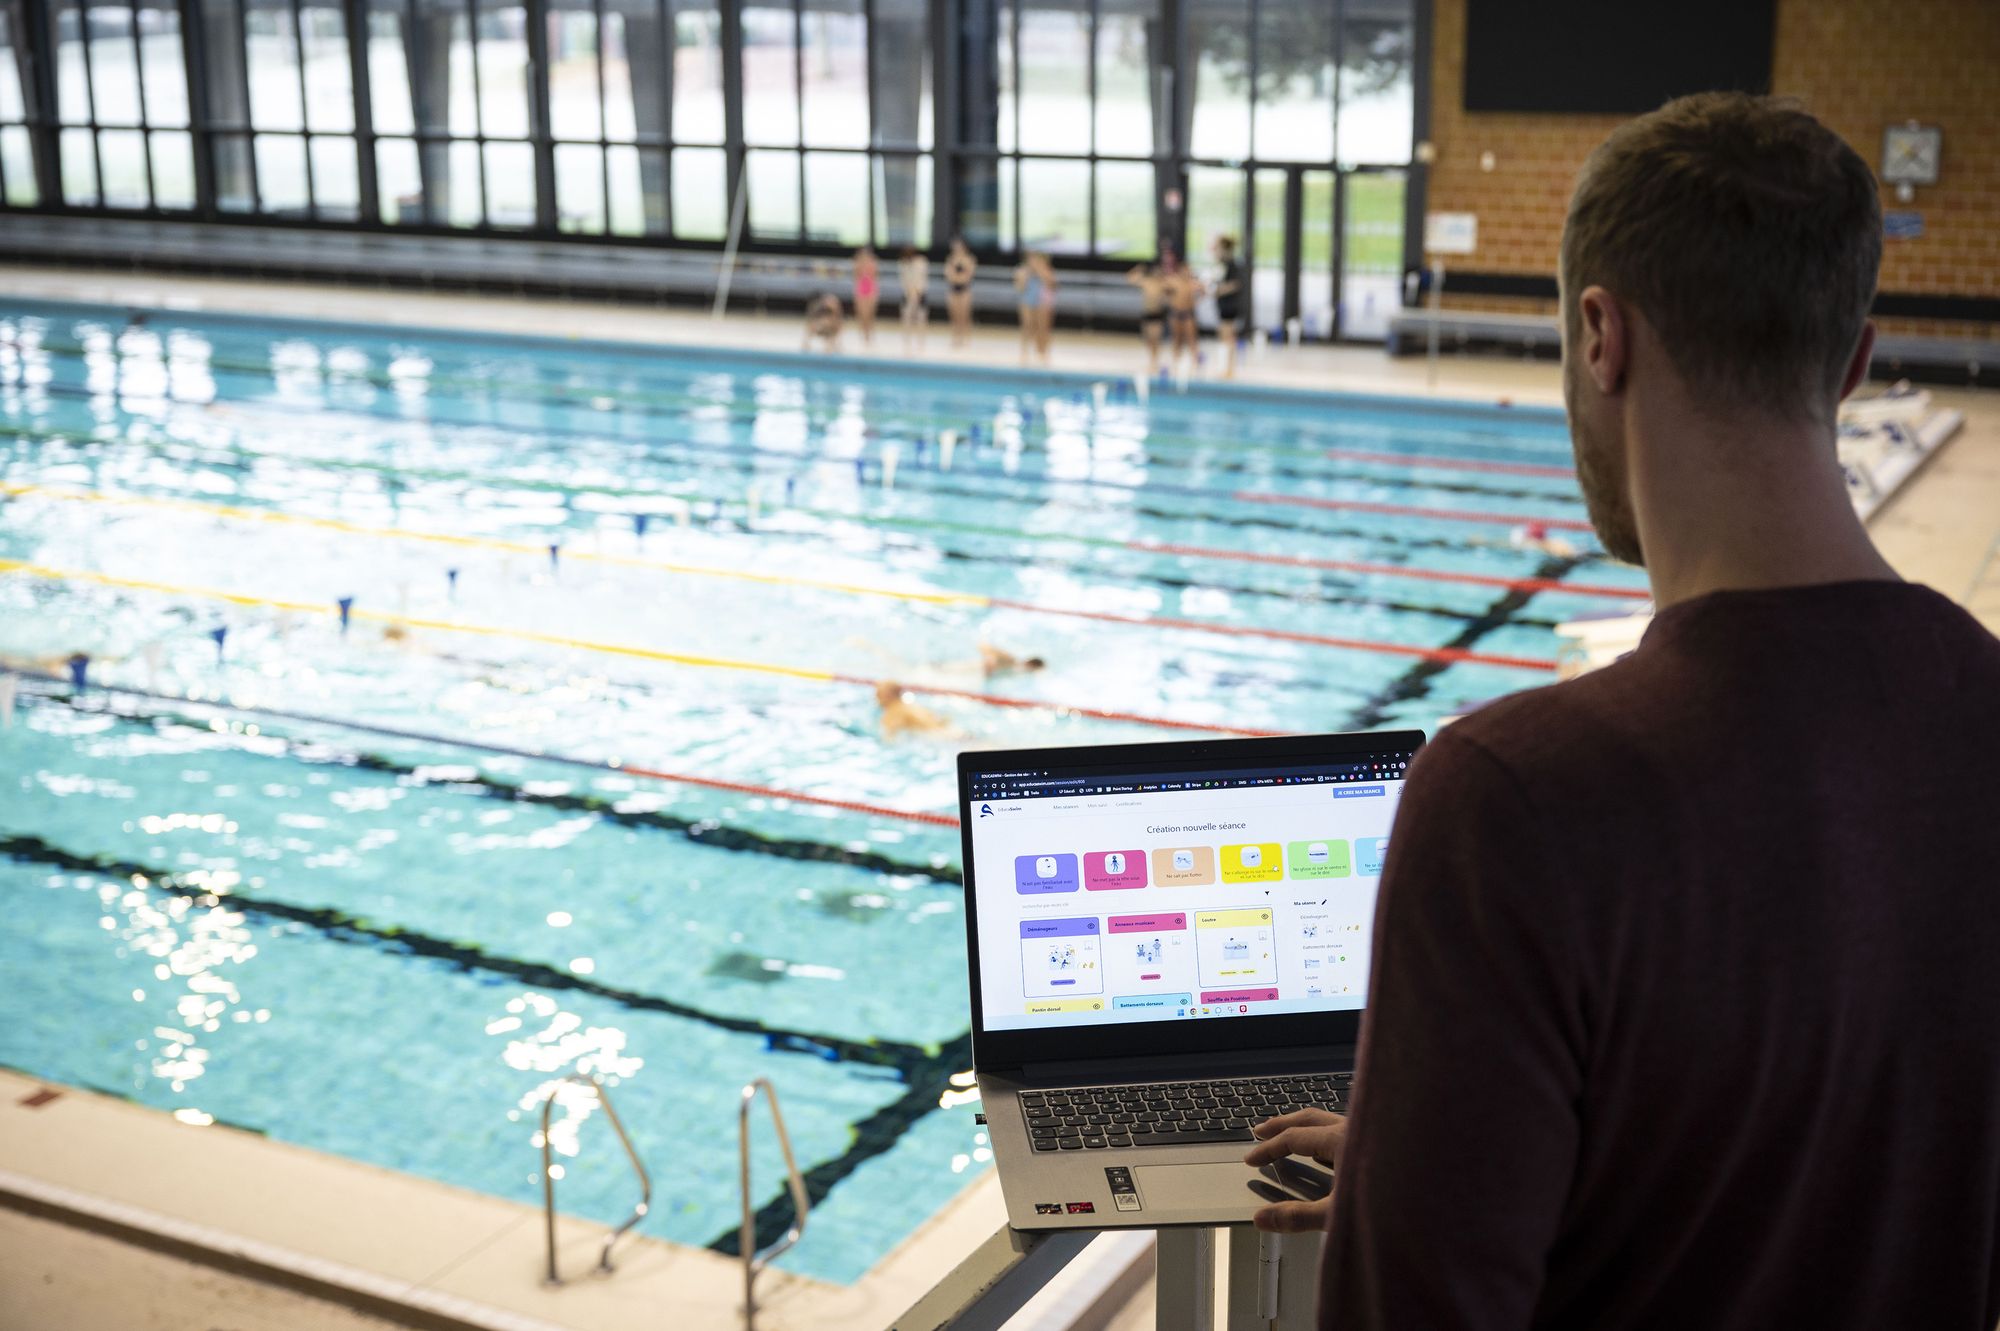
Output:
[1247,92,2000,1328]
[1211,235,1245,379]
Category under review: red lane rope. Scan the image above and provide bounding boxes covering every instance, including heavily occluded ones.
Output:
[1124,540,1649,600]
[10,672,963,828]
[614,762,961,827]
[1322,448,1577,479]
[827,675,1284,737]
[983,601,1559,672]
[1234,491,1598,532]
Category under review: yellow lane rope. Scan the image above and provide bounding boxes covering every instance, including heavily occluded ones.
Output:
[0,482,988,610]
[0,557,839,685]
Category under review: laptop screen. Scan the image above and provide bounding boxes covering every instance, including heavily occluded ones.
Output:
[965,738,1420,1035]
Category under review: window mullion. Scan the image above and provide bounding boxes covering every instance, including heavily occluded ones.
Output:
[463,0,486,225]
[128,0,158,209]
[291,0,318,213]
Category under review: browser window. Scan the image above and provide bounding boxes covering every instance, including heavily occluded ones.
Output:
[968,753,1413,1033]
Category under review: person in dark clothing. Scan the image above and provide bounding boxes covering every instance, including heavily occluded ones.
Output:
[1211,235,1245,379]
[1244,91,2000,1331]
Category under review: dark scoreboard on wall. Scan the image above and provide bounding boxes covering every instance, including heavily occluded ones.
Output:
[1463,0,1777,115]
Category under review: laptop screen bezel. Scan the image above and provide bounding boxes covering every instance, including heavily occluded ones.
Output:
[957,730,1425,1072]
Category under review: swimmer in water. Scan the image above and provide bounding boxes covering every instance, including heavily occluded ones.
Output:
[846,635,1046,681]
[877,680,958,739]
[978,643,1046,678]
[1511,520,1579,559]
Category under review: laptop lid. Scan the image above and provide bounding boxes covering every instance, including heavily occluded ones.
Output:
[958,731,1424,1073]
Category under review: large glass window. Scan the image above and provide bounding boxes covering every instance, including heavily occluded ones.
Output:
[546,0,663,236]
[1187,0,1248,162]
[1337,0,1413,166]
[1254,1,1333,162]
[988,0,1166,258]
[0,1,38,206]
[735,0,933,251]
[0,0,1414,328]
[38,0,193,210]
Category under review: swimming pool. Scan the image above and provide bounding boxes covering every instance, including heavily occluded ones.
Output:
[0,299,1647,1284]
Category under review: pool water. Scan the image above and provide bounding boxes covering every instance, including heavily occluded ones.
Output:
[0,300,1646,1283]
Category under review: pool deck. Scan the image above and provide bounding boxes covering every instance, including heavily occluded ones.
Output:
[2,264,1997,1327]
[0,1064,1016,1330]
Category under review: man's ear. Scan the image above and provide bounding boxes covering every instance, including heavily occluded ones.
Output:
[1578,285,1627,397]
[1838,321,1877,402]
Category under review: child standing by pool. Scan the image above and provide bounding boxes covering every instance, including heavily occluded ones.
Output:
[1126,255,1170,377]
[1014,251,1057,366]
[1164,257,1204,378]
[944,237,977,348]
[852,247,880,345]
[898,245,930,354]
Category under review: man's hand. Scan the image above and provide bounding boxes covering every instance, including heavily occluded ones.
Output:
[1245,1108,1346,1234]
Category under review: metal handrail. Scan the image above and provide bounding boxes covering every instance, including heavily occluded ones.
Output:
[740,1076,811,1331]
[540,1073,651,1286]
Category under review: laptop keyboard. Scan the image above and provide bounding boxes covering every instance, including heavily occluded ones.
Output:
[1020,1072,1353,1151]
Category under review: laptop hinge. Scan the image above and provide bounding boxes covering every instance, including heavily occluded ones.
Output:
[1018,1044,1352,1084]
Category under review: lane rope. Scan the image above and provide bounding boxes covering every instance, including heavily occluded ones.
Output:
[7,671,963,828]
[0,558,1301,734]
[1,483,1574,665]
[1234,491,1599,532]
[1322,448,1576,479]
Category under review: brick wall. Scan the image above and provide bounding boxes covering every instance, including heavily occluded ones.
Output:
[1423,0,2000,338]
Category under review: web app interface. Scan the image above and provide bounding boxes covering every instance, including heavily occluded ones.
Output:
[968,750,1413,1032]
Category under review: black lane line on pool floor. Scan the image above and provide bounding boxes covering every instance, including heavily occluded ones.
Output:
[16,687,962,886]
[0,834,939,1073]
[1339,552,1589,731]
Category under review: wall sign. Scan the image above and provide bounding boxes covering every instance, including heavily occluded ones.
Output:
[1424,212,1479,256]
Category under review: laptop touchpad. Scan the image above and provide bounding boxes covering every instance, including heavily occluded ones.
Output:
[1132,1163,1262,1209]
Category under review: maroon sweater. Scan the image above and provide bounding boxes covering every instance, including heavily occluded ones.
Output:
[1324,581,2000,1329]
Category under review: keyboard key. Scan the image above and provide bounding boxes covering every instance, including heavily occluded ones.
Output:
[1131,1128,1255,1147]
[1058,1138,1084,1150]
[1083,1136,1108,1149]
[1033,1139,1059,1152]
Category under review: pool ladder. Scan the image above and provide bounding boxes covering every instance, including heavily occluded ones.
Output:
[534,1072,812,1331]
[740,1077,811,1331]
[539,1073,651,1286]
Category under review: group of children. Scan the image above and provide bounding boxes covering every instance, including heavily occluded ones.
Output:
[806,238,983,356]
[805,237,1243,374]
[1125,235,1244,379]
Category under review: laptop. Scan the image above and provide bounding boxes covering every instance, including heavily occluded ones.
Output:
[958,730,1424,1229]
